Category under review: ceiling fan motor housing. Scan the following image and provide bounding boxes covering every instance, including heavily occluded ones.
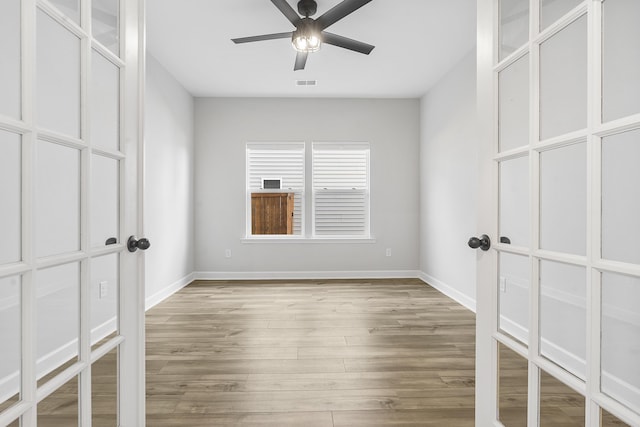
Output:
[231,0,375,71]
[297,0,318,17]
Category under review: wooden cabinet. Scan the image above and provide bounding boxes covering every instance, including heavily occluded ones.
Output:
[251,192,294,235]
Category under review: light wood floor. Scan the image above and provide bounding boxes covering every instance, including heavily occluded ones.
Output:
[145,279,477,426]
[27,278,629,426]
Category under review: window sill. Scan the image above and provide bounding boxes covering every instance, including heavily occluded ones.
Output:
[241,236,376,244]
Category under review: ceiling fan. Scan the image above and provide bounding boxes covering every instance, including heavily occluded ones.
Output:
[232,0,375,71]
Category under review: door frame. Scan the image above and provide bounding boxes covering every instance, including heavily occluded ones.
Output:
[119,0,146,424]
[476,0,499,424]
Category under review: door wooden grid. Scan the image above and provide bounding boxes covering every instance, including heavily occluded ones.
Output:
[0,0,144,425]
[477,0,640,426]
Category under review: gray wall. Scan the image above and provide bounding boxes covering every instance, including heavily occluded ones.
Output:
[144,54,195,306]
[419,49,478,309]
[194,97,420,278]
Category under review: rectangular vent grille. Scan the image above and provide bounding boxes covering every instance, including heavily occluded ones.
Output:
[296,80,317,86]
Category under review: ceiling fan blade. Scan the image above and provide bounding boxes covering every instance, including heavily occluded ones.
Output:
[232,32,292,44]
[321,31,375,54]
[316,0,373,30]
[294,51,308,70]
[271,0,301,26]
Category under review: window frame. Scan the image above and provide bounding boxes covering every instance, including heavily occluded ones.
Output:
[311,142,371,239]
[245,142,306,239]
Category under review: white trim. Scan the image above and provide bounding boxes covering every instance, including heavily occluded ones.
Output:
[501,274,640,327]
[601,372,640,415]
[499,315,528,344]
[418,272,477,312]
[0,316,122,404]
[0,372,20,406]
[35,339,78,383]
[145,272,194,310]
[541,338,587,381]
[91,317,118,344]
[500,315,587,381]
[194,270,420,281]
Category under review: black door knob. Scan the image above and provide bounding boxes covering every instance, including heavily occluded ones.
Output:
[128,236,151,252]
[468,234,491,251]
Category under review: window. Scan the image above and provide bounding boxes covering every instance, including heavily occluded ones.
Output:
[246,143,304,236]
[312,143,370,237]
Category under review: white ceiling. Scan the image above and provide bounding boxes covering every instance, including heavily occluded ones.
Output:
[146,0,477,98]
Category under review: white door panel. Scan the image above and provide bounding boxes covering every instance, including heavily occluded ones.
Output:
[0,0,145,425]
[477,0,640,425]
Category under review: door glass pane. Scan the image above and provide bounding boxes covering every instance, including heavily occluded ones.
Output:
[37,375,79,427]
[540,260,586,379]
[499,253,530,345]
[92,348,118,426]
[91,254,118,349]
[602,0,640,122]
[36,263,80,384]
[91,155,119,248]
[0,0,21,119]
[498,342,528,427]
[602,129,640,264]
[540,0,582,31]
[500,156,529,247]
[91,51,120,152]
[539,370,585,426]
[540,143,586,256]
[499,54,529,152]
[37,10,81,139]
[601,408,631,426]
[36,141,80,258]
[48,0,80,25]
[0,276,21,412]
[601,272,640,412]
[539,15,587,140]
[93,0,119,56]
[0,130,21,264]
[499,0,529,60]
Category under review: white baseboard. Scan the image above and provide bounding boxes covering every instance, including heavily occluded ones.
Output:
[499,315,529,343]
[0,371,19,404]
[418,272,476,312]
[145,272,194,310]
[500,315,587,381]
[193,270,420,281]
[602,371,640,412]
[91,317,118,344]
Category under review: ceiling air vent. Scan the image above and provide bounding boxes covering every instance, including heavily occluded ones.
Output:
[296,80,317,87]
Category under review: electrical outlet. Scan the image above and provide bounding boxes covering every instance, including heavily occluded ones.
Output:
[500,277,507,293]
[225,249,232,258]
[385,248,392,257]
[99,281,108,299]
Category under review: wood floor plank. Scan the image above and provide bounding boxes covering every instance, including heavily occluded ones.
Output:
[146,411,334,427]
[31,278,600,425]
[332,409,476,426]
[142,279,480,425]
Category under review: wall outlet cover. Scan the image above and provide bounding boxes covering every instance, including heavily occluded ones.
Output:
[99,281,108,298]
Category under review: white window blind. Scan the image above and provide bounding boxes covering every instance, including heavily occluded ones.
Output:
[312,143,370,237]
[246,143,305,235]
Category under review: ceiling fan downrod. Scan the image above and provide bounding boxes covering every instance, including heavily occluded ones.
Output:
[297,0,318,17]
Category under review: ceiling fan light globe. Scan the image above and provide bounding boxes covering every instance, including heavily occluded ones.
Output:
[293,36,307,51]
[292,34,321,52]
[309,35,320,49]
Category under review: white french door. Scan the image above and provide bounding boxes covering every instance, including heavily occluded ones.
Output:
[0,0,145,425]
[476,0,640,425]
